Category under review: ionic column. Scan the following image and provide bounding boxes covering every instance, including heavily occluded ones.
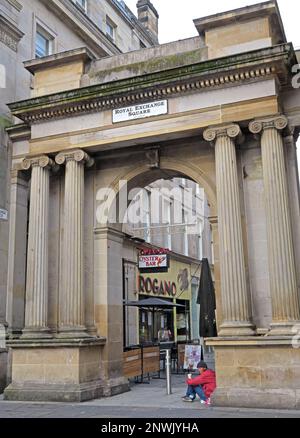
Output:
[204,125,255,336]
[21,156,54,339]
[55,150,94,338]
[249,116,300,335]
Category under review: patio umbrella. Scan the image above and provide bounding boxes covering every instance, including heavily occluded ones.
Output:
[197,259,217,338]
[124,298,185,342]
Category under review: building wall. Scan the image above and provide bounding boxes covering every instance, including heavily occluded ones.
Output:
[0,0,155,329]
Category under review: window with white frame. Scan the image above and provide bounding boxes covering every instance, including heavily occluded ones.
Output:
[106,16,117,41]
[198,220,203,260]
[163,198,172,250]
[183,209,189,256]
[35,26,54,59]
[72,0,87,12]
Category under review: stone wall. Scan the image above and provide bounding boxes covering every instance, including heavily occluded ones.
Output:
[213,343,300,409]
[0,349,8,393]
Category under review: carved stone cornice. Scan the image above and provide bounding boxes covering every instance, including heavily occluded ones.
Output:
[12,65,276,125]
[22,156,55,171]
[55,149,94,168]
[249,115,288,135]
[8,44,295,125]
[0,14,24,52]
[203,124,243,145]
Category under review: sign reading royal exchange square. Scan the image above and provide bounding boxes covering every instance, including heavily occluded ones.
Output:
[3,2,300,409]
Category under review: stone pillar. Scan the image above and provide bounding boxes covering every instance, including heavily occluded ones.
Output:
[55,150,94,338]
[208,216,222,331]
[249,116,300,335]
[204,125,255,336]
[6,170,29,336]
[283,133,300,306]
[21,156,54,339]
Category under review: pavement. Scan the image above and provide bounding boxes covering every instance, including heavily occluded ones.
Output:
[0,374,300,418]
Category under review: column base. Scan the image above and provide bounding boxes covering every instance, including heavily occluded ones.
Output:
[101,377,130,398]
[4,380,104,403]
[212,387,300,410]
[268,322,300,337]
[5,338,109,402]
[206,336,300,410]
[218,322,256,337]
[57,326,92,339]
[21,328,53,340]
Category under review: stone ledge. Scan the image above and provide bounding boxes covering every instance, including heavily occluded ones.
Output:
[24,47,95,74]
[6,337,106,349]
[4,380,104,403]
[205,336,296,347]
[4,379,130,403]
[212,387,300,410]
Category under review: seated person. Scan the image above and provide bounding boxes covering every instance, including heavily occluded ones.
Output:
[158,328,172,342]
[182,361,216,405]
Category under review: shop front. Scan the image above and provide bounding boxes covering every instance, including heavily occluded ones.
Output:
[137,256,193,344]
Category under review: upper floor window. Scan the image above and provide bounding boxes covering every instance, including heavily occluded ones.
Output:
[106,16,117,41]
[72,0,87,12]
[35,26,54,59]
[140,40,146,49]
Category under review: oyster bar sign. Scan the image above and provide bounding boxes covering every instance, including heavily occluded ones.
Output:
[139,248,169,273]
[113,100,168,123]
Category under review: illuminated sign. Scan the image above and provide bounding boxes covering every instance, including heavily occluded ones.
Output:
[139,254,168,269]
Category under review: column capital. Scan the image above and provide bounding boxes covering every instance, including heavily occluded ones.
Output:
[203,124,243,145]
[249,115,288,135]
[22,155,55,171]
[55,149,94,168]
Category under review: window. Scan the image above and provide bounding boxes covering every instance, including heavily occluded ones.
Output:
[35,26,54,58]
[106,16,116,41]
[140,40,146,49]
[72,0,87,12]
[142,190,151,243]
[183,209,189,256]
[163,199,172,250]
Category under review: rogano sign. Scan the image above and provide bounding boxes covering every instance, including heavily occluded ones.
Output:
[112,100,168,123]
[138,259,192,300]
[139,275,177,297]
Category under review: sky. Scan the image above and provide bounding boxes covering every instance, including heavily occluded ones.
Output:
[126,0,300,47]
[125,0,300,171]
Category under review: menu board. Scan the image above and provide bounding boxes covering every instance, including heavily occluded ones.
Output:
[183,345,202,370]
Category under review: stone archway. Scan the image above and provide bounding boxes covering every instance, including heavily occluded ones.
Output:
[93,156,220,390]
[4,3,300,406]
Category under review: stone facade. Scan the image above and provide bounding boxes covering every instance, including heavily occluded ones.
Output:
[0,0,157,393]
[207,338,300,409]
[2,1,300,408]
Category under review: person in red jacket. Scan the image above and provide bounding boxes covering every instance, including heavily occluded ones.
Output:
[182,361,216,405]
